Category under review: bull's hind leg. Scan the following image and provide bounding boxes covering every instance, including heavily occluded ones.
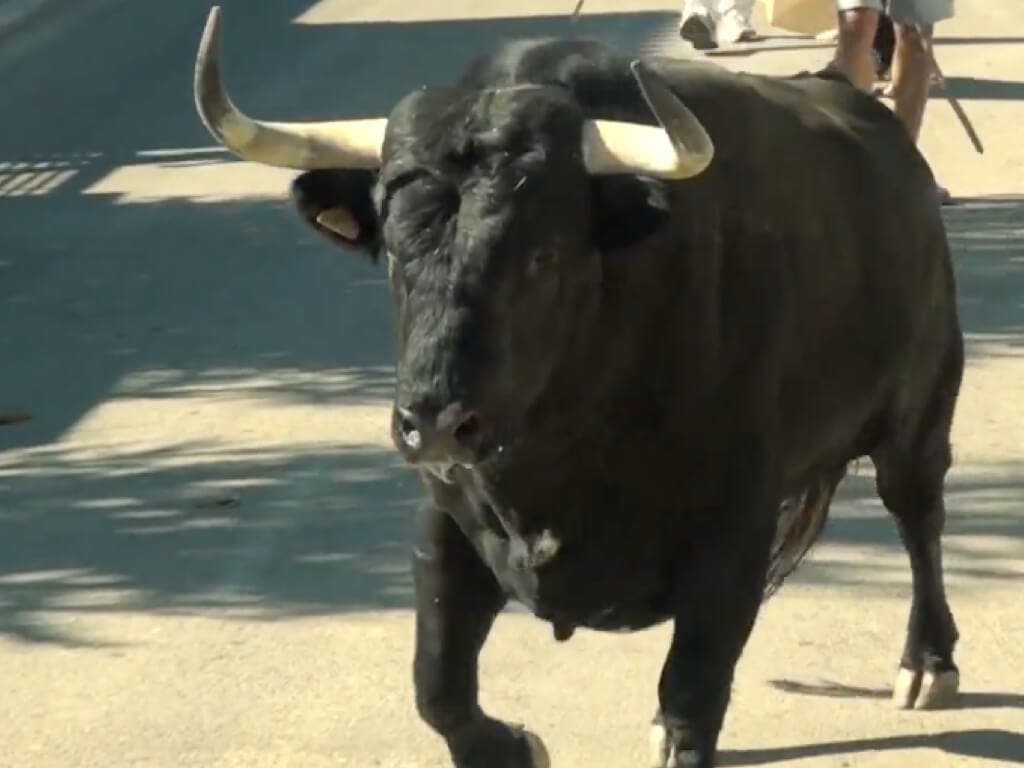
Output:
[412,504,548,768]
[872,355,963,710]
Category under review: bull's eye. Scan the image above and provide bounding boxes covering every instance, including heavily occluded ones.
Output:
[527,247,558,277]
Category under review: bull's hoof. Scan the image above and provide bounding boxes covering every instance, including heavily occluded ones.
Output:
[648,724,709,768]
[893,666,960,710]
[449,719,549,768]
[915,669,961,710]
[523,729,550,768]
[650,722,670,767]
[892,666,921,709]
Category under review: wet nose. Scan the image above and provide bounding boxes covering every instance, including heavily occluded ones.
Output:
[394,401,487,462]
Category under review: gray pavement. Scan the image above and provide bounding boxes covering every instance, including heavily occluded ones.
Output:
[1,1,1021,766]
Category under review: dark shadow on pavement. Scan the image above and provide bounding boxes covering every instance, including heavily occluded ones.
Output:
[945,196,1024,355]
[769,679,1024,709]
[945,76,1024,101]
[0,192,398,452]
[936,36,1024,45]
[704,36,1024,59]
[0,3,678,452]
[0,441,423,646]
[721,729,1024,765]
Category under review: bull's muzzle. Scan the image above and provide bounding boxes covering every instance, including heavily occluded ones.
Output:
[392,400,491,467]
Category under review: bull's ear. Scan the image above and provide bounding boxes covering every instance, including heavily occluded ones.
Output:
[590,175,672,251]
[290,169,381,260]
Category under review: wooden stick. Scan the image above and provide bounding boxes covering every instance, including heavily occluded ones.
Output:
[931,53,984,154]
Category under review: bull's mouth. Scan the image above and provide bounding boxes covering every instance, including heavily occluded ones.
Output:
[412,441,507,484]
[421,462,462,484]
[403,431,515,485]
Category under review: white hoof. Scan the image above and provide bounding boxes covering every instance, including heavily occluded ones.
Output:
[915,669,960,710]
[892,667,960,710]
[649,723,671,768]
[892,666,921,709]
[524,730,550,768]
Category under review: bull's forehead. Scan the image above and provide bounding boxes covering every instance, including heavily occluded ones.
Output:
[375,86,590,258]
[381,83,587,176]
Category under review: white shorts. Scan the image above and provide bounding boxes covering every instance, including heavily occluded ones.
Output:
[836,0,954,25]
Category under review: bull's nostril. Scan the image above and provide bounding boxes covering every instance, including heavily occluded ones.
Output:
[398,403,487,459]
[397,407,422,450]
[453,412,482,447]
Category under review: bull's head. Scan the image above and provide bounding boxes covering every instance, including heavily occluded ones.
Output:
[193,7,714,475]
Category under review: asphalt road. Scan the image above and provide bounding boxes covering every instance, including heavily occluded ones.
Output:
[0,1,1021,767]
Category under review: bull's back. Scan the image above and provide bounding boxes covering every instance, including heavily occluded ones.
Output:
[774,89,956,481]
[662,65,957,481]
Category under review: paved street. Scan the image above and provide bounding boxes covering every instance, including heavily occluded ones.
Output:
[0,1,1021,766]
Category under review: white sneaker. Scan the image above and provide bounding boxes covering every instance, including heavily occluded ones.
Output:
[717,10,758,44]
[679,12,717,50]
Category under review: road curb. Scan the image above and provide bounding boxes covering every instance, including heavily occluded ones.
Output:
[0,0,58,38]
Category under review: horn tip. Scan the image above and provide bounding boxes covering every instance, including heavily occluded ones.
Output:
[628,59,650,80]
[194,5,229,144]
[629,59,657,95]
[198,6,223,60]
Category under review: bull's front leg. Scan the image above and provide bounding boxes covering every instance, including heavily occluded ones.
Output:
[413,503,549,768]
[651,455,779,768]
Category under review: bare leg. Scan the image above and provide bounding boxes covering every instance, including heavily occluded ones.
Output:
[832,9,881,92]
[889,23,934,142]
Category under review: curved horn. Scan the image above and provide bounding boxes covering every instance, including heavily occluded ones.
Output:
[581,61,714,179]
[193,6,386,170]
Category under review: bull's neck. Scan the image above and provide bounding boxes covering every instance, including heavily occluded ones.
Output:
[530,273,670,440]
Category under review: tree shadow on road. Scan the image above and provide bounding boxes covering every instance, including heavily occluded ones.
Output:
[0,3,680,454]
[0,440,423,646]
[0,0,1021,646]
[790,194,1024,585]
[946,195,1024,356]
[0,191,399,453]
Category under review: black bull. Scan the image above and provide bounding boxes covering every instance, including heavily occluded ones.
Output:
[213,30,966,768]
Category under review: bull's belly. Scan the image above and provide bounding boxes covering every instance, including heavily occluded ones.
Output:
[475,529,672,633]
[503,571,672,632]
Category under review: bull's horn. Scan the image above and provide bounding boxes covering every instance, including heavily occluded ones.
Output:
[193,6,385,170]
[581,61,714,179]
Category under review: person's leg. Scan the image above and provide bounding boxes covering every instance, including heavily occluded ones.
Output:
[680,0,717,49]
[886,0,952,138]
[887,0,956,203]
[831,2,884,92]
[889,22,933,142]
